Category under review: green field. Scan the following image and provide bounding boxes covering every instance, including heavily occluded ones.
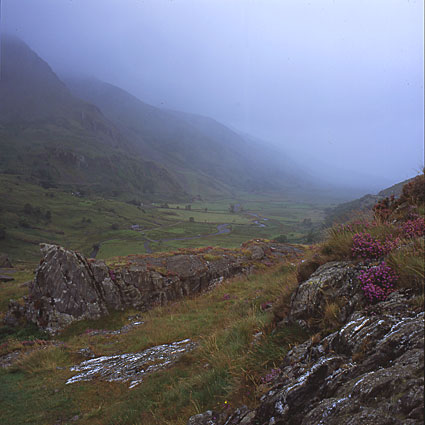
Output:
[0,174,329,264]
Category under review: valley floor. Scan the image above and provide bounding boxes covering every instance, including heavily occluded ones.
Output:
[0,174,328,264]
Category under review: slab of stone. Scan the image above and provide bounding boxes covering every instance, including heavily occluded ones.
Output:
[67,338,196,388]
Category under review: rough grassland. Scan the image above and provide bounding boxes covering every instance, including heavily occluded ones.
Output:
[0,261,307,425]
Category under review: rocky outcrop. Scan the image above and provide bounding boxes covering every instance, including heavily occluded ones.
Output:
[188,263,424,425]
[4,241,300,333]
[287,261,367,329]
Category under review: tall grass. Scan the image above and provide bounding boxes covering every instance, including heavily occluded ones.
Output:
[15,346,69,374]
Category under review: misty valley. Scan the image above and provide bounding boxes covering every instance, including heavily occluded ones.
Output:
[0,3,424,425]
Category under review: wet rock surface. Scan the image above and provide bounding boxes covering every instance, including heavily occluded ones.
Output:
[188,265,424,425]
[4,241,300,333]
[66,338,196,388]
[288,261,367,329]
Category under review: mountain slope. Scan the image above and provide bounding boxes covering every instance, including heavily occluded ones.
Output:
[65,77,308,197]
[324,176,414,225]
[0,36,185,200]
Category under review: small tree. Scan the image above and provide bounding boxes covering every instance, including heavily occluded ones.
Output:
[189,217,195,223]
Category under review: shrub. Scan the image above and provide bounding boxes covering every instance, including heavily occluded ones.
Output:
[373,173,425,221]
[401,217,425,238]
[400,173,425,206]
[358,262,398,303]
[351,233,393,259]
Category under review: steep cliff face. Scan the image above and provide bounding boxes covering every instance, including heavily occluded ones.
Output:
[4,242,300,333]
[188,262,424,425]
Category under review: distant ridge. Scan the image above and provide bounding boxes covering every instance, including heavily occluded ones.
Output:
[65,77,315,198]
[324,176,414,225]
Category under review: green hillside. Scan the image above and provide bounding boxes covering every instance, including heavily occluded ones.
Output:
[0,36,186,201]
[65,78,309,198]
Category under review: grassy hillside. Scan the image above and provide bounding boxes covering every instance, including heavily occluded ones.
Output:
[0,254,307,425]
[0,36,186,201]
[65,78,314,198]
[324,176,415,226]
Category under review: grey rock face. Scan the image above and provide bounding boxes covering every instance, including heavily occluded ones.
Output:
[5,242,299,333]
[288,261,367,329]
[188,266,424,425]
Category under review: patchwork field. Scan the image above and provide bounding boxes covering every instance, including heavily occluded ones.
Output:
[0,174,328,264]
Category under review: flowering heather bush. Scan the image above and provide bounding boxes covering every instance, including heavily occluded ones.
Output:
[373,173,424,221]
[373,195,397,221]
[401,217,425,238]
[358,262,398,302]
[351,233,393,259]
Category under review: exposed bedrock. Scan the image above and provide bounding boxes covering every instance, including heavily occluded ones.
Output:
[4,241,300,333]
[188,262,424,425]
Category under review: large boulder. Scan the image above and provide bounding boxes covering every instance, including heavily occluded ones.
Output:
[287,261,367,329]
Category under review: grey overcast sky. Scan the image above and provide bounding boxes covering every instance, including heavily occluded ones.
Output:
[2,0,424,190]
